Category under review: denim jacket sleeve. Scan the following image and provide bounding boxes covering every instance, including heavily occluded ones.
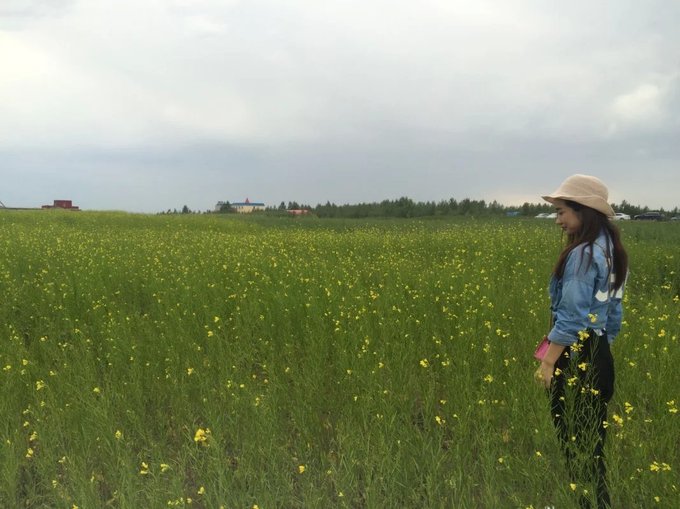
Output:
[605,274,626,341]
[548,242,612,346]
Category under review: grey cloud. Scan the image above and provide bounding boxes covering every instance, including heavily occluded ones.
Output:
[2,0,680,212]
[0,0,73,25]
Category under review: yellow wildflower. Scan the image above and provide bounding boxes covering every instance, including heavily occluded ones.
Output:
[650,462,672,472]
[194,428,211,445]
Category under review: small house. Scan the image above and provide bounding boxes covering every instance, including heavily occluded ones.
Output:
[42,200,80,210]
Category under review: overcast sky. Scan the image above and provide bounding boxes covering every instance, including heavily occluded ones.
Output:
[2,0,679,212]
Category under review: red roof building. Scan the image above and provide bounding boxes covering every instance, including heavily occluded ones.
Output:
[42,200,80,210]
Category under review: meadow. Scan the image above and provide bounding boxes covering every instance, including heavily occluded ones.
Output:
[0,211,677,508]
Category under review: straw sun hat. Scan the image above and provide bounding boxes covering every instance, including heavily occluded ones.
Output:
[542,174,615,218]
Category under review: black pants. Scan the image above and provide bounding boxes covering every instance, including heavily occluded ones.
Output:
[550,330,615,509]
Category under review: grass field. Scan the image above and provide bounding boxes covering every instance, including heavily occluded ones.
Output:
[0,211,677,508]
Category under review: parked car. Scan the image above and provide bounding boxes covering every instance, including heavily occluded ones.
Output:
[535,212,551,219]
[613,212,631,220]
[634,211,666,221]
[671,216,680,221]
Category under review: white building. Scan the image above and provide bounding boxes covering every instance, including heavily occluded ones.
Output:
[216,198,265,214]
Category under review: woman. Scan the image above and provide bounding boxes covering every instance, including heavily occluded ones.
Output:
[535,174,628,509]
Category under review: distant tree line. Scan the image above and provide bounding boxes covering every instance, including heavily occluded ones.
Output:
[610,200,679,217]
[260,197,678,219]
[163,197,679,218]
[308,197,509,218]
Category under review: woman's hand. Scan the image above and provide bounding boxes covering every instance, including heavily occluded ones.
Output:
[534,341,566,389]
[535,360,555,389]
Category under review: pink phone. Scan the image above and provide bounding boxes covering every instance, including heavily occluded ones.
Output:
[534,337,550,360]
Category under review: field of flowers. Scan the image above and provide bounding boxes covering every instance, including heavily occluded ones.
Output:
[0,211,677,508]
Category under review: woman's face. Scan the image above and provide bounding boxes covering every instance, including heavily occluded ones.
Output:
[553,199,582,235]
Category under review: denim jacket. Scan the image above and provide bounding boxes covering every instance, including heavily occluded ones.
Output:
[548,231,624,346]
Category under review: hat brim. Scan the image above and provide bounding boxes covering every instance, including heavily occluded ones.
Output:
[542,194,615,218]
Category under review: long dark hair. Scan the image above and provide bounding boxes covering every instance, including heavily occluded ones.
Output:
[553,200,628,291]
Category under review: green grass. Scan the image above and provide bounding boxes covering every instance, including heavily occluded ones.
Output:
[0,211,678,508]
